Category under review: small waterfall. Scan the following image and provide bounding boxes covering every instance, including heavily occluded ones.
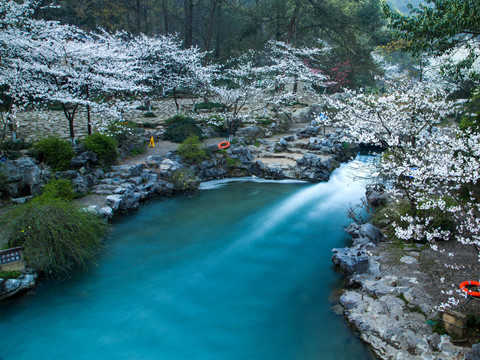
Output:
[213,155,378,256]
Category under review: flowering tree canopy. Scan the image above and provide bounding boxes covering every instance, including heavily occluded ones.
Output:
[325,78,480,309]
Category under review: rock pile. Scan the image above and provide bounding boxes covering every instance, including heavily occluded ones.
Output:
[333,220,467,359]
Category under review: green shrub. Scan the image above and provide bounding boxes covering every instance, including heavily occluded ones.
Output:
[177,135,208,164]
[0,139,31,151]
[34,137,74,171]
[143,112,157,118]
[460,89,480,132]
[130,145,146,157]
[164,115,203,143]
[226,157,241,168]
[195,102,224,110]
[467,315,479,328]
[1,200,107,278]
[0,164,8,195]
[169,168,200,192]
[33,179,75,203]
[431,321,448,336]
[257,118,272,128]
[207,115,228,137]
[83,132,118,167]
[0,271,21,279]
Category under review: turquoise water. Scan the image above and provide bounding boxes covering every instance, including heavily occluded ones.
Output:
[0,160,374,360]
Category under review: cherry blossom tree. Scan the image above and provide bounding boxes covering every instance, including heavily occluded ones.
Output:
[0,0,42,141]
[262,40,329,108]
[1,6,142,144]
[130,34,217,113]
[325,78,480,309]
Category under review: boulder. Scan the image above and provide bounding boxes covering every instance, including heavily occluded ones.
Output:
[465,343,480,360]
[294,104,324,124]
[55,170,93,197]
[296,153,335,182]
[70,151,98,168]
[0,274,36,301]
[345,222,384,244]
[358,223,385,243]
[332,247,370,275]
[236,126,266,140]
[106,189,140,213]
[2,157,50,198]
[272,112,292,132]
[366,183,387,207]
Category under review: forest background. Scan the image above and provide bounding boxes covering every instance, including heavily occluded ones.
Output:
[35,0,416,89]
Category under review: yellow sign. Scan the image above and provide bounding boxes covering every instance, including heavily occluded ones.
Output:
[149,136,155,148]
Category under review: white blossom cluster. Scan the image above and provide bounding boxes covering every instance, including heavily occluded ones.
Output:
[325,78,480,308]
[1,1,333,143]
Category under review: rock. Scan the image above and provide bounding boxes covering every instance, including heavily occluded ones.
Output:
[0,273,36,301]
[272,112,292,132]
[120,189,140,212]
[295,104,324,123]
[345,223,360,237]
[465,343,480,360]
[2,157,50,197]
[345,223,384,244]
[3,279,21,292]
[55,170,93,196]
[332,247,370,275]
[400,256,418,264]
[10,196,33,204]
[229,146,253,163]
[86,205,114,219]
[70,151,98,168]
[426,333,442,351]
[358,223,385,243]
[106,194,123,211]
[106,189,141,213]
[236,126,266,140]
[366,183,387,206]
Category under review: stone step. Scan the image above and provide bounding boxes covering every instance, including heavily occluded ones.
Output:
[256,157,297,168]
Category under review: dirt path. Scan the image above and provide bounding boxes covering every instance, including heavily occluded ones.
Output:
[120,137,226,166]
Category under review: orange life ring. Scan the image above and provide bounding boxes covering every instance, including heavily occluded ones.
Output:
[218,141,230,149]
[459,281,480,297]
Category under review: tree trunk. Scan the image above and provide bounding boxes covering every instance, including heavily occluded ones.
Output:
[86,84,92,135]
[136,0,142,34]
[286,0,301,44]
[173,87,180,113]
[7,114,16,141]
[62,104,79,145]
[204,0,219,51]
[213,4,223,58]
[184,0,193,48]
[161,0,169,33]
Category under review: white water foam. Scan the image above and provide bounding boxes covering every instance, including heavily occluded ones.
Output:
[199,177,308,190]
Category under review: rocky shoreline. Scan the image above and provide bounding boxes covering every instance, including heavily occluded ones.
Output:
[331,187,479,359]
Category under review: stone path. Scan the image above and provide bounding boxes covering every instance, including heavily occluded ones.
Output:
[13,98,195,142]
[10,92,319,143]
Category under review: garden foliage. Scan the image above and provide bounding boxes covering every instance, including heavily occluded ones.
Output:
[1,201,107,278]
[34,137,74,171]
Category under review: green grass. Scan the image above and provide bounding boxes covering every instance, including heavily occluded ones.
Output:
[0,270,21,279]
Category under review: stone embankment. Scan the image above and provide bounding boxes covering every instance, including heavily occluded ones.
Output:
[0,272,37,301]
[332,186,474,359]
